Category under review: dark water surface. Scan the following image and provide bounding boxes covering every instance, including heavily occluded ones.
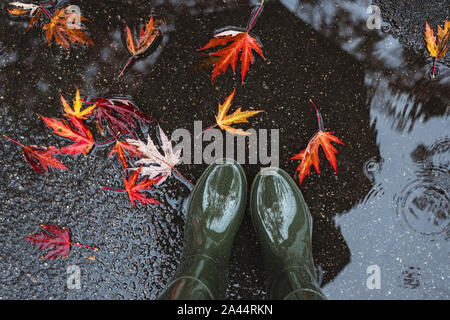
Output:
[0,0,448,299]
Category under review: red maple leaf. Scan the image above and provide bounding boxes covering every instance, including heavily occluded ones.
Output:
[108,140,144,170]
[41,115,94,156]
[290,100,345,186]
[91,98,157,139]
[198,1,265,83]
[26,224,98,260]
[101,167,162,207]
[3,135,68,175]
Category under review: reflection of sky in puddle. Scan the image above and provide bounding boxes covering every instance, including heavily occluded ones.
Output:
[281,0,449,299]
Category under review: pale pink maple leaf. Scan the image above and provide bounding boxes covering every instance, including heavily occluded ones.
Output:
[126,126,181,185]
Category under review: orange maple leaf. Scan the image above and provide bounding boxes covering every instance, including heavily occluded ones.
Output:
[425,20,449,59]
[124,167,162,207]
[126,16,159,56]
[7,2,44,33]
[120,16,159,76]
[199,31,265,83]
[424,20,449,77]
[108,140,144,170]
[290,100,345,186]
[198,1,265,83]
[42,6,94,49]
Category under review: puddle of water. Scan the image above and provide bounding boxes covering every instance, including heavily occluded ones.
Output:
[281,0,449,299]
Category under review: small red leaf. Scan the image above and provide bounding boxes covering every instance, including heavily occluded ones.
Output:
[23,145,68,174]
[3,135,68,175]
[124,167,162,207]
[26,224,97,260]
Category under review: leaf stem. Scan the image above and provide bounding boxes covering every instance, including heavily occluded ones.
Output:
[247,0,264,32]
[70,242,98,251]
[119,55,135,77]
[94,131,121,145]
[100,186,126,192]
[40,4,53,19]
[309,99,324,131]
[151,154,194,187]
[171,166,195,188]
[40,1,56,6]
[195,123,219,138]
[3,134,26,148]
[80,99,96,105]
[432,57,437,78]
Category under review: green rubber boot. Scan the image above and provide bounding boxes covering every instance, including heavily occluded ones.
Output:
[250,167,325,300]
[159,158,247,300]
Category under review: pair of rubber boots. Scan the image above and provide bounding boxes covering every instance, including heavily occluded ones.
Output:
[159,159,325,300]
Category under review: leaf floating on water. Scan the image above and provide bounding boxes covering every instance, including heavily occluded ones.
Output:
[120,15,160,76]
[91,98,157,139]
[42,6,94,49]
[126,15,159,56]
[290,100,345,186]
[424,20,449,77]
[199,31,265,83]
[198,1,265,83]
[424,20,449,59]
[214,89,264,135]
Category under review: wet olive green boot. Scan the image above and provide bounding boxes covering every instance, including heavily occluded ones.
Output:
[250,167,325,300]
[159,158,247,300]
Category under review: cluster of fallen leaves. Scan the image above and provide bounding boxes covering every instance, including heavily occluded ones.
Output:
[4,88,177,201]
[196,1,345,185]
[5,88,188,258]
[8,1,94,49]
[8,2,160,77]
[7,0,346,260]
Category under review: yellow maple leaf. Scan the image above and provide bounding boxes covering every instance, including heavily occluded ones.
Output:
[215,89,264,135]
[424,20,449,59]
[62,89,97,120]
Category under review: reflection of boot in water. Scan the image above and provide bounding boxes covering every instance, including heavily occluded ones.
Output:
[158,159,247,300]
[250,167,326,300]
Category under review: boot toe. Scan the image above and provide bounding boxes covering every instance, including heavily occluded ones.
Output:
[250,167,313,269]
[184,158,247,261]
